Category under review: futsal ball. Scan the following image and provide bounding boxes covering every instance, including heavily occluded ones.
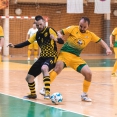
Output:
[50,92,63,105]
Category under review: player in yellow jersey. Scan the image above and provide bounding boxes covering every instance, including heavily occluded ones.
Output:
[40,17,112,102]
[26,22,39,61]
[110,27,117,77]
[8,15,64,100]
[0,26,4,53]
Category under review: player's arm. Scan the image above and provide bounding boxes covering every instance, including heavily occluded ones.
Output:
[8,33,36,48]
[98,39,112,55]
[110,34,115,48]
[26,34,30,40]
[26,29,31,40]
[8,40,31,48]
[50,28,64,44]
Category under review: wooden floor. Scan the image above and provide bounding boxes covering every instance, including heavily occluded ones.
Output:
[0,54,117,117]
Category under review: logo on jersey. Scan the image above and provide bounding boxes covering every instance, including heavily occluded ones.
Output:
[44,32,48,37]
[77,39,85,45]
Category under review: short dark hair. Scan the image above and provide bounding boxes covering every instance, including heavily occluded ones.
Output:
[80,17,90,25]
[35,15,44,21]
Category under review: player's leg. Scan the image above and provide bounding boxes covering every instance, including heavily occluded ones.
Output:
[80,65,92,102]
[69,55,92,102]
[39,61,65,96]
[33,41,38,61]
[27,43,33,60]
[23,58,42,99]
[41,57,63,99]
[49,52,67,82]
[0,37,4,53]
[40,53,66,96]
[50,61,65,82]
[111,48,117,77]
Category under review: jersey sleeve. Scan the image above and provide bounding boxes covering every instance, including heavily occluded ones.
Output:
[62,26,75,35]
[49,28,57,38]
[90,32,101,43]
[0,26,4,37]
[112,28,117,36]
[28,33,36,43]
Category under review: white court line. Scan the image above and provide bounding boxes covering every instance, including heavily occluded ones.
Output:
[0,92,93,117]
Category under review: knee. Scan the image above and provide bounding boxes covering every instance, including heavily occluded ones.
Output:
[85,71,92,81]
[87,71,92,78]
[53,63,63,74]
[26,75,30,82]
[25,75,34,83]
[41,65,48,73]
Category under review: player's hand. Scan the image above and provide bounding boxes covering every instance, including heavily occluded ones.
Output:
[50,34,58,41]
[50,34,55,39]
[7,43,14,48]
[110,43,113,48]
[106,49,112,55]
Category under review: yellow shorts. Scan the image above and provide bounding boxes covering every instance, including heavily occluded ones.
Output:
[57,52,86,72]
[114,48,117,59]
[28,42,38,50]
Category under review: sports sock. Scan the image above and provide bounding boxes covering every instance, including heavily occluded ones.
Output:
[34,50,38,58]
[28,50,31,58]
[49,70,57,82]
[28,82,36,95]
[112,61,117,74]
[83,80,91,93]
[43,76,50,95]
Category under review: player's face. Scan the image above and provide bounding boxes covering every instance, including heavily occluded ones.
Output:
[36,19,46,32]
[79,19,89,33]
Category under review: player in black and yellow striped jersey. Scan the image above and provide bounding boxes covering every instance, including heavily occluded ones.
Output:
[8,15,64,100]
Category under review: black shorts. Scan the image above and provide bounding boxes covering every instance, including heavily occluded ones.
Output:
[28,57,56,77]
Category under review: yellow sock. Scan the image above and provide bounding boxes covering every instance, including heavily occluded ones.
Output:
[34,50,38,58]
[28,50,31,58]
[28,82,36,95]
[112,61,117,73]
[50,70,57,82]
[83,80,91,93]
[43,76,50,95]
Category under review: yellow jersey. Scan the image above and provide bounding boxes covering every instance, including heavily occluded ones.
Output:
[112,28,117,41]
[61,26,101,56]
[111,27,117,47]
[0,26,4,37]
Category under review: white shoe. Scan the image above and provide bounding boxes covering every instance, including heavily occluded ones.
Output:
[27,58,30,61]
[81,93,92,102]
[40,87,45,96]
[44,94,50,100]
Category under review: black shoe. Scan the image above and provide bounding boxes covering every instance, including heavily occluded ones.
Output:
[23,94,37,99]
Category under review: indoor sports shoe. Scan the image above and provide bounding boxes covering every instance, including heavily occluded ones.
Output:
[81,94,92,102]
[39,87,45,96]
[44,94,50,100]
[111,73,117,77]
[23,94,37,99]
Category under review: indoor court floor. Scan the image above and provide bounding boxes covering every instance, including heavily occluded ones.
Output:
[0,54,117,117]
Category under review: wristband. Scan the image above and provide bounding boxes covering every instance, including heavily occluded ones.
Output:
[57,38,64,44]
